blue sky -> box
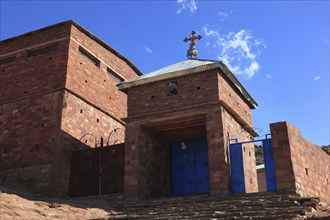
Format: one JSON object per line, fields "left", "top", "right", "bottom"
{"left": 1, "top": 1, "right": 329, "bottom": 146}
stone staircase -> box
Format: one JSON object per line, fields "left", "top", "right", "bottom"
{"left": 103, "top": 192, "right": 323, "bottom": 219}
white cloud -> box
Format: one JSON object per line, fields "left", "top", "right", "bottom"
{"left": 190, "top": 0, "right": 197, "bottom": 13}
{"left": 314, "top": 76, "right": 321, "bottom": 81}
{"left": 254, "top": 39, "right": 267, "bottom": 48}
{"left": 144, "top": 46, "right": 153, "bottom": 54}
{"left": 244, "top": 62, "right": 260, "bottom": 78}
{"left": 176, "top": 0, "right": 197, "bottom": 14}
{"left": 266, "top": 74, "right": 272, "bottom": 79}
{"left": 216, "top": 10, "right": 233, "bottom": 22}
{"left": 203, "top": 26, "right": 266, "bottom": 79}
{"left": 202, "top": 26, "right": 219, "bottom": 37}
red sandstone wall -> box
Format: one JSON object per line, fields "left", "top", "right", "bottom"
{"left": 1, "top": 22, "right": 68, "bottom": 196}
{"left": 242, "top": 142, "right": 258, "bottom": 193}
{"left": 0, "top": 23, "right": 71, "bottom": 54}
{"left": 271, "top": 122, "right": 330, "bottom": 204}
{"left": 0, "top": 91, "right": 63, "bottom": 194}
{"left": 217, "top": 73, "right": 252, "bottom": 126}
{"left": 217, "top": 72, "right": 256, "bottom": 193}
{"left": 70, "top": 25, "right": 138, "bottom": 80}
{"left": 127, "top": 70, "right": 220, "bottom": 117}
{"left": 135, "top": 127, "right": 165, "bottom": 199}
{"left": 123, "top": 125, "right": 140, "bottom": 198}
{"left": 66, "top": 26, "right": 139, "bottom": 120}
{"left": 0, "top": 31, "right": 70, "bottom": 103}
{"left": 205, "top": 107, "right": 228, "bottom": 195}
{"left": 61, "top": 91, "right": 125, "bottom": 148}
{"left": 123, "top": 124, "right": 168, "bottom": 199}
{"left": 57, "top": 91, "right": 126, "bottom": 196}
{"left": 0, "top": 92, "right": 63, "bottom": 167}
{"left": 257, "top": 169, "right": 267, "bottom": 192}
{"left": 221, "top": 109, "right": 258, "bottom": 193}
{"left": 58, "top": 25, "right": 140, "bottom": 196}
{"left": 0, "top": 23, "right": 70, "bottom": 196}
{"left": 1, "top": 21, "right": 140, "bottom": 197}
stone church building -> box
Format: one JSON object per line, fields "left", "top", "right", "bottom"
{"left": 1, "top": 21, "right": 329, "bottom": 203}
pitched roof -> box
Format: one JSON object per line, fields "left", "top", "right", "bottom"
{"left": 118, "top": 58, "right": 258, "bottom": 109}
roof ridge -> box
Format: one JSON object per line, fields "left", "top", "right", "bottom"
{"left": 188, "top": 57, "right": 222, "bottom": 63}
{"left": 144, "top": 58, "right": 218, "bottom": 76}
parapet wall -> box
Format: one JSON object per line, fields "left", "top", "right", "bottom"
{"left": 270, "top": 121, "right": 330, "bottom": 204}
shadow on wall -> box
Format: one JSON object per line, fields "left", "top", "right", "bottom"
{"left": 58, "top": 130, "right": 125, "bottom": 197}
{"left": 0, "top": 131, "right": 96, "bottom": 195}
{"left": 68, "top": 143, "right": 124, "bottom": 197}
{"left": 0, "top": 129, "right": 124, "bottom": 198}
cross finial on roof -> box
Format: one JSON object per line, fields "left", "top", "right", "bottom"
{"left": 183, "top": 31, "right": 202, "bottom": 59}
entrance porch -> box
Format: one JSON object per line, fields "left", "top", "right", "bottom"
{"left": 123, "top": 106, "right": 230, "bottom": 199}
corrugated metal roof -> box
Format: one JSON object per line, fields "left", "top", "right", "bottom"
{"left": 117, "top": 58, "right": 258, "bottom": 109}
{"left": 125, "top": 59, "right": 217, "bottom": 83}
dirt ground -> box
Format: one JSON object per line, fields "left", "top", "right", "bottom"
{"left": 0, "top": 184, "right": 121, "bottom": 220}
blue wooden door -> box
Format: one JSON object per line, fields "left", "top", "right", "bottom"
{"left": 262, "top": 139, "right": 277, "bottom": 191}
{"left": 171, "top": 138, "right": 209, "bottom": 196}
{"left": 230, "top": 143, "right": 245, "bottom": 194}
{"left": 195, "top": 138, "right": 210, "bottom": 193}
{"left": 171, "top": 140, "right": 196, "bottom": 196}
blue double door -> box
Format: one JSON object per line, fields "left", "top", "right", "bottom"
{"left": 229, "top": 139, "right": 277, "bottom": 194}
{"left": 171, "top": 137, "right": 210, "bottom": 196}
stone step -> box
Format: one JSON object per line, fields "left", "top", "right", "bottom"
{"left": 108, "top": 212, "right": 305, "bottom": 220}
{"left": 123, "top": 203, "right": 308, "bottom": 215}
{"left": 151, "top": 210, "right": 304, "bottom": 218}
{"left": 122, "top": 194, "right": 300, "bottom": 208}
{"left": 121, "top": 199, "right": 297, "bottom": 212}
{"left": 107, "top": 211, "right": 305, "bottom": 220}
{"left": 108, "top": 205, "right": 309, "bottom": 219}
{"left": 120, "top": 205, "right": 308, "bottom": 217}
{"left": 122, "top": 200, "right": 295, "bottom": 210}
{"left": 103, "top": 193, "right": 319, "bottom": 220}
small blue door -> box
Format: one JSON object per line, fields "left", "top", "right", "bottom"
{"left": 230, "top": 143, "right": 246, "bottom": 194}
{"left": 171, "top": 138, "right": 210, "bottom": 196}
{"left": 262, "top": 139, "right": 277, "bottom": 191}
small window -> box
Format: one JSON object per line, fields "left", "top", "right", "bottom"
{"left": 107, "top": 67, "right": 124, "bottom": 83}
{"left": 165, "top": 82, "right": 178, "bottom": 96}
{"left": 79, "top": 46, "right": 100, "bottom": 67}
{"left": 28, "top": 44, "right": 58, "bottom": 57}
{"left": 0, "top": 56, "right": 16, "bottom": 65}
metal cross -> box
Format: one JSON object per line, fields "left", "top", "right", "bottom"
{"left": 183, "top": 31, "right": 202, "bottom": 46}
